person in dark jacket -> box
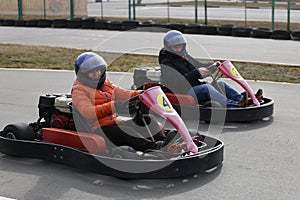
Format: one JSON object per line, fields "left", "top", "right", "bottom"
{"left": 159, "top": 30, "right": 262, "bottom": 107}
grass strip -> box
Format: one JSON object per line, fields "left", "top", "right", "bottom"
{"left": 0, "top": 43, "right": 299, "bottom": 84}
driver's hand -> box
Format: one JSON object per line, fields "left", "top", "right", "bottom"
{"left": 198, "top": 67, "right": 209, "bottom": 77}
{"left": 214, "top": 61, "right": 221, "bottom": 66}
{"left": 114, "top": 101, "right": 129, "bottom": 115}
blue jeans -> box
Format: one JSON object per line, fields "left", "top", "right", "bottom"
{"left": 187, "top": 81, "right": 243, "bottom": 107}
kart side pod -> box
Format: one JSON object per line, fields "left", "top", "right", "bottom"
{"left": 42, "top": 128, "right": 106, "bottom": 155}
{"left": 139, "top": 86, "right": 198, "bottom": 153}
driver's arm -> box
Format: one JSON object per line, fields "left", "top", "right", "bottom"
{"left": 72, "top": 85, "right": 114, "bottom": 120}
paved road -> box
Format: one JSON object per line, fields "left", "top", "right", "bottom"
{"left": 0, "top": 23, "right": 299, "bottom": 200}
{"left": 88, "top": 0, "right": 300, "bottom": 23}
{"left": 0, "top": 27, "right": 299, "bottom": 66}
{"left": 0, "top": 69, "right": 299, "bottom": 200}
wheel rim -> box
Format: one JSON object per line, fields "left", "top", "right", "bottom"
{"left": 6, "top": 132, "right": 16, "bottom": 139}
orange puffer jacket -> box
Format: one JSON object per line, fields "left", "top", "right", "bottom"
{"left": 72, "top": 78, "right": 142, "bottom": 131}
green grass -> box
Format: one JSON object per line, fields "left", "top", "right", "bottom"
{"left": 0, "top": 44, "right": 299, "bottom": 83}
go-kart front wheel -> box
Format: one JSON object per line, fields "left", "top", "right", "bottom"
{"left": 1, "top": 123, "right": 35, "bottom": 140}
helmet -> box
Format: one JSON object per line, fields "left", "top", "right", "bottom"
{"left": 163, "top": 30, "right": 187, "bottom": 49}
{"left": 75, "top": 52, "right": 107, "bottom": 75}
{"left": 74, "top": 52, "right": 107, "bottom": 89}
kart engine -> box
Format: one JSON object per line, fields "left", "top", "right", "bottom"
{"left": 38, "top": 94, "right": 75, "bottom": 130}
{"left": 132, "top": 67, "right": 161, "bottom": 89}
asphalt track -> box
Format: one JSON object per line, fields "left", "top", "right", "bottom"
{"left": 0, "top": 27, "right": 300, "bottom": 66}
{"left": 0, "top": 27, "right": 299, "bottom": 200}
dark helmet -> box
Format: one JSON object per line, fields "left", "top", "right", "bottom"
{"left": 163, "top": 30, "right": 187, "bottom": 54}
{"left": 75, "top": 52, "right": 107, "bottom": 75}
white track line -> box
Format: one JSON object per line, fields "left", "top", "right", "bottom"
{"left": 0, "top": 196, "right": 17, "bottom": 200}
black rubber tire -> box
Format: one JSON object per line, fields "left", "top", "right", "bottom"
{"left": 53, "top": 19, "right": 68, "bottom": 28}
{"left": 138, "top": 21, "right": 153, "bottom": 28}
{"left": 291, "top": 31, "right": 300, "bottom": 41}
{"left": 14, "top": 20, "right": 26, "bottom": 27}
{"left": 252, "top": 28, "right": 272, "bottom": 39}
{"left": 271, "top": 30, "right": 291, "bottom": 40}
{"left": 68, "top": 18, "right": 82, "bottom": 28}
{"left": 122, "top": 20, "right": 139, "bottom": 26}
{"left": 94, "top": 20, "right": 109, "bottom": 29}
{"left": 121, "top": 21, "right": 139, "bottom": 31}
{"left": 169, "top": 23, "right": 186, "bottom": 33}
{"left": 0, "top": 19, "right": 4, "bottom": 25}
{"left": 218, "top": 24, "right": 235, "bottom": 36}
{"left": 232, "top": 27, "right": 253, "bottom": 37}
{"left": 81, "top": 17, "right": 96, "bottom": 29}
{"left": 25, "top": 20, "right": 38, "bottom": 27}
{"left": 1, "top": 123, "right": 35, "bottom": 140}
{"left": 3, "top": 19, "right": 15, "bottom": 26}
{"left": 107, "top": 21, "right": 122, "bottom": 31}
{"left": 37, "top": 19, "right": 53, "bottom": 28}
{"left": 137, "top": 21, "right": 154, "bottom": 32}
{"left": 183, "top": 24, "right": 201, "bottom": 34}
{"left": 152, "top": 23, "right": 170, "bottom": 32}
{"left": 200, "top": 25, "right": 218, "bottom": 35}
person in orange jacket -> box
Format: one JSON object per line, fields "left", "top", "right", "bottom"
{"left": 72, "top": 52, "right": 166, "bottom": 152}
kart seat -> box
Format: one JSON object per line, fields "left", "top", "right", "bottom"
{"left": 165, "top": 93, "right": 196, "bottom": 106}
{"left": 42, "top": 102, "right": 106, "bottom": 155}
{"left": 70, "top": 103, "right": 95, "bottom": 134}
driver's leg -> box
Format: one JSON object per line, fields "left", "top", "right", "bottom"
{"left": 216, "top": 81, "right": 243, "bottom": 101}
{"left": 187, "top": 84, "right": 238, "bottom": 107}
{"left": 96, "top": 125, "right": 159, "bottom": 151}
{"left": 122, "top": 116, "right": 166, "bottom": 141}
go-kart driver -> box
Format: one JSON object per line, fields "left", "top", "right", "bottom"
{"left": 159, "top": 30, "right": 262, "bottom": 107}
{"left": 72, "top": 52, "right": 167, "bottom": 152}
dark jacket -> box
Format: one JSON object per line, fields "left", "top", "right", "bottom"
{"left": 159, "top": 48, "right": 205, "bottom": 93}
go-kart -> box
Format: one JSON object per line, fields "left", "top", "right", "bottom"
{"left": 132, "top": 60, "right": 274, "bottom": 122}
{"left": 0, "top": 86, "right": 223, "bottom": 179}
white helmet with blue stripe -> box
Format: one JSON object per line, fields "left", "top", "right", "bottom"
{"left": 74, "top": 52, "right": 108, "bottom": 88}
{"left": 75, "top": 52, "right": 107, "bottom": 74}
{"left": 164, "top": 30, "right": 187, "bottom": 48}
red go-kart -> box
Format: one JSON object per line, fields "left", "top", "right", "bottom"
{"left": 0, "top": 86, "right": 223, "bottom": 179}
{"left": 132, "top": 60, "right": 274, "bottom": 122}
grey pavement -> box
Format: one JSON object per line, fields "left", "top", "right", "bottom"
{"left": 0, "top": 26, "right": 299, "bottom": 66}
{"left": 0, "top": 17, "right": 300, "bottom": 200}
{"left": 0, "top": 69, "right": 299, "bottom": 200}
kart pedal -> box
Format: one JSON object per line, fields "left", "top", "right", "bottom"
{"left": 167, "top": 143, "right": 187, "bottom": 153}
{"left": 255, "top": 89, "right": 263, "bottom": 100}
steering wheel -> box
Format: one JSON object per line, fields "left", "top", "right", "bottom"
{"left": 122, "top": 94, "right": 150, "bottom": 119}
{"left": 205, "top": 62, "right": 223, "bottom": 84}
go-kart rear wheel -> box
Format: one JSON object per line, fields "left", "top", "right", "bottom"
{"left": 1, "top": 123, "right": 35, "bottom": 140}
